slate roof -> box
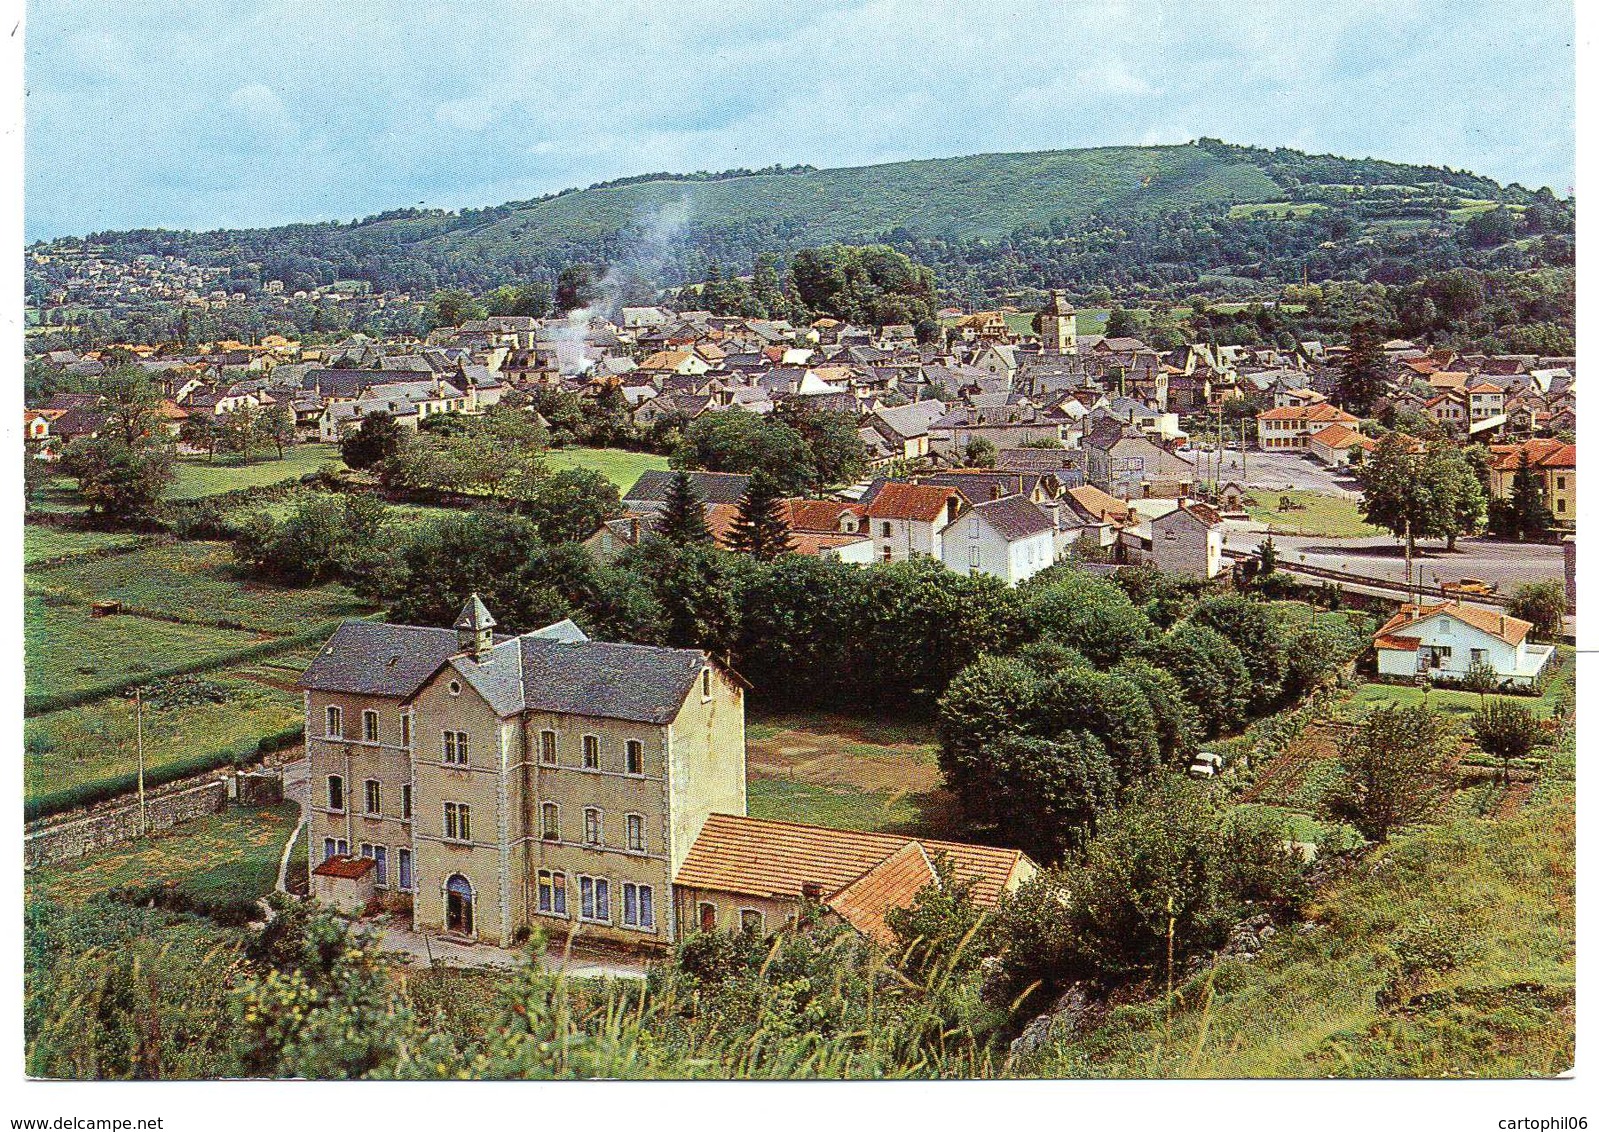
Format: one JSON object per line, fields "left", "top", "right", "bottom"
{"left": 625, "top": 470, "right": 751, "bottom": 506}
{"left": 300, "top": 621, "right": 462, "bottom": 698}
{"left": 302, "top": 616, "right": 714, "bottom": 724}
{"left": 969, "top": 494, "right": 1054, "bottom": 540}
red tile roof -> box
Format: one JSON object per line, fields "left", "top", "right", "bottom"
{"left": 864, "top": 482, "right": 962, "bottom": 523}
{"left": 1373, "top": 601, "right": 1533, "bottom": 648}
{"left": 1488, "top": 439, "right": 1576, "bottom": 472}
{"left": 1309, "top": 423, "right": 1375, "bottom": 450}
{"left": 1255, "top": 403, "right": 1359, "bottom": 425}
{"left": 313, "top": 855, "right": 376, "bottom": 879}
{"left": 675, "top": 813, "right": 1032, "bottom": 910}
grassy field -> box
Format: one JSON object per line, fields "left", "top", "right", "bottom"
{"left": 28, "top": 540, "right": 374, "bottom": 634}
{"left": 26, "top": 802, "right": 300, "bottom": 907}
{"left": 165, "top": 443, "right": 345, "bottom": 500}
{"left": 25, "top": 672, "right": 303, "bottom": 801}
{"left": 1336, "top": 647, "right": 1575, "bottom": 723}
{"left": 23, "top": 594, "right": 272, "bottom": 702}
{"left": 1039, "top": 776, "right": 1574, "bottom": 1077}
{"left": 544, "top": 447, "right": 668, "bottom": 492}
{"left": 744, "top": 709, "right": 956, "bottom": 838}
{"left": 1245, "top": 490, "right": 1384, "bottom": 538}
{"left": 23, "top": 527, "right": 145, "bottom": 565}
{"left": 1227, "top": 202, "right": 1327, "bottom": 219}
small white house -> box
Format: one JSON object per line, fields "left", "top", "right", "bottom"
{"left": 940, "top": 494, "right": 1056, "bottom": 585}
{"left": 1373, "top": 602, "right": 1554, "bottom": 687}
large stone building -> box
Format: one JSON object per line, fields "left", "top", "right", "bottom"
{"left": 300, "top": 597, "right": 1032, "bottom": 950}
{"left": 300, "top": 598, "right": 747, "bottom": 949}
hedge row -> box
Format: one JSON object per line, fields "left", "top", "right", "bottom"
{"left": 25, "top": 724, "right": 305, "bottom": 823}
{"left": 25, "top": 619, "right": 345, "bottom": 717}
{"left": 27, "top": 537, "right": 161, "bottom": 572}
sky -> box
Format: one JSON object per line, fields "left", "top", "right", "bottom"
{"left": 23, "top": 0, "right": 1576, "bottom": 240}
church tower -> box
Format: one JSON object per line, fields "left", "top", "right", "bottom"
{"left": 1036, "top": 291, "right": 1078, "bottom": 355}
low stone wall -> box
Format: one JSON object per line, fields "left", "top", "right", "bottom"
{"left": 24, "top": 778, "right": 229, "bottom": 870}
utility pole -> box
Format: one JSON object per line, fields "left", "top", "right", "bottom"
{"left": 135, "top": 686, "right": 147, "bottom": 837}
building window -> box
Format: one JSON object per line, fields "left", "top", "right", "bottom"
{"left": 740, "top": 909, "right": 765, "bottom": 936}
{"left": 538, "top": 870, "right": 568, "bottom": 915}
{"left": 326, "top": 774, "right": 344, "bottom": 812}
{"left": 584, "top": 807, "right": 603, "bottom": 846}
{"left": 364, "top": 779, "right": 381, "bottom": 816}
{"left": 968, "top": 545, "right": 980, "bottom": 567}
{"left": 1557, "top": 498, "right": 1567, "bottom": 514}
{"left": 401, "top": 714, "right": 412, "bottom": 748}
{"left": 448, "top": 680, "right": 461, "bottom": 696}
{"left": 444, "top": 802, "right": 471, "bottom": 842}
{"left": 626, "top": 813, "right": 645, "bottom": 852}
{"left": 582, "top": 734, "right": 599, "bottom": 770}
{"left": 362, "top": 709, "right": 379, "bottom": 743}
{"left": 442, "top": 730, "right": 468, "bottom": 766}
{"left": 623, "top": 882, "right": 655, "bottom": 930}
{"left": 540, "top": 730, "right": 557, "bottom": 764}
{"left": 881, "top": 546, "right": 893, "bottom": 562}
{"left": 398, "top": 848, "right": 413, "bottom": 891}
{"left": 697, "top": 901, "right": 717, "bottom": 933}
{"left": 880, "top": 521, "right": 892, "bottom": 537}
{"left": 541, "top": 802, "right": 559, "bottom": 841}
{"left": 360, "top": 843, "right": 388, "bottom": 887}
{"left": 579, "top": 876, "right": 610, "bottom": 923}
{"left": 401, "top": 784, "right": 412, "bottom": 821}
{"left": 322, "top": 837, "right": 341, "bottom": 861}
{"left": 325, "top": 705, "right": 342, "bottom": 738}
{"left": 625, "top": 740, "right": 643, "bottom": 775}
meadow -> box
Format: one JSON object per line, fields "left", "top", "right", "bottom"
{"left": 28, "top": 540, "right": 375, "bottom": 634}
{"left": 744, "top": 709, "right": 957, "bottom": 838}
{"left": 25, "top": 672, "right": 303, "bottom": 801}
{"left": 164, "top": 443, "right": 345, "bottom": 499}
{"left": 23, "top": 526, "right": 146, "bottom": 565}
{"left": 24, "top": 594, "right": 270, "bottom": 702}
{"left": 544, "top": 446, "right": 668, "bottom": 492}
{"left": 1245, "top": 490, "right": 1384, "bottom": 538}
{"left": 26, "top": 801, "right": 300, "bottom": 908}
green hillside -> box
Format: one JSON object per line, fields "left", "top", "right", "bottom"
{"left": 30, "top": 139, "right": 1572, "bottom": 326}
{"left": 440, "top": 145, "right": 1284, "bottom": 253}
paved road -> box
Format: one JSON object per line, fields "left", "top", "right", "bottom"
{"left": 1221, "top": 528, "right": 1567, "bottom": 596}
{"left": 1188, "top": 448, "right": 1362, "bottom": 497}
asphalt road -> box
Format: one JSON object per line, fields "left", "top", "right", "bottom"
{"left": 1221, "top": 529, "right": 1567, "bottom": 595}
{"left": 1187, "top": 447, "right": 1362, "bottom": 497}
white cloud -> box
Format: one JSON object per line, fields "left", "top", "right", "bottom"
{"left": 22, "top": 0, "right": 1575, "bottom": 238}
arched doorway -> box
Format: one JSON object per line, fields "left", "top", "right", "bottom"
{"left": 445, "top": 874, "right": 474, "bottom": 936}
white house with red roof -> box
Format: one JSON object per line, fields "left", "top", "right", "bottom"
{"left": 1373, "top": 601, "right": 1554, "bottom": 686}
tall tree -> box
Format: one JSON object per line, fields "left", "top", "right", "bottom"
{"left": 655, "top": 471, "right": 713, "bottom": 547}
{"left": 340, "top": 411, "right": 404, "bottom": 471}
{"left": 725, "top": 472, "right": 795, "bottom": 561}
{"left": 1509, "top": 449, "right": 1553, "bottom": 541}
{"left": 1336, "top": 322, "right": 1387, "bottom": 416}
{"left": 264, "top": 401, "right": 297, "bottom": 460}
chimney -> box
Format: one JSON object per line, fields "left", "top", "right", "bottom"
{"left": 800, "top": 881, "right": 824, "bottom": 902}
{"left": 630, "top": 517, "right": 641, "bottom": 544}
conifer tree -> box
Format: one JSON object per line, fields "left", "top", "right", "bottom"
{"left": 657, "top": 470, "right": 713, "bottom": 546}
{"left": 726, "top": 471, "right": 795, "bottom": 561}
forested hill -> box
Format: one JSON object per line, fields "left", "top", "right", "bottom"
{"left": 30, "top": 139, "right": 1574, "bottom": 305}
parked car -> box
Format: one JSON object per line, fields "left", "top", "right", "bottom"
{"left": 1188, "top": 751, "right": 1224, "bottom": 778}
{"left": 1442, "top": 577, "right": 1498, "bottom": 597}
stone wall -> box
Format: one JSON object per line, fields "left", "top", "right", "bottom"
{"left": 24, "top": 778, "right": 229, "bottom": 870}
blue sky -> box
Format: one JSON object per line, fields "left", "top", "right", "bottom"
{"left": 24, "top": 0, "right": 1575, "bottom": 240}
